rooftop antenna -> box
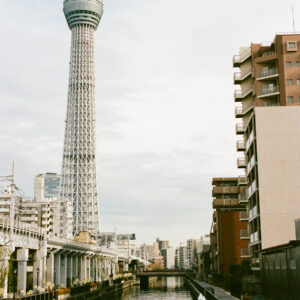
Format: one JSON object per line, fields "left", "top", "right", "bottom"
{"left": 292, "top": 3, "right": 296, "bottom": 34}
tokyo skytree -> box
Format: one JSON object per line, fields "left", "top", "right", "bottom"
{"left": 59, "top": 0, "right": 103, "bottom": 238}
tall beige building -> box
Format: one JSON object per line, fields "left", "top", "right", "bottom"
{"left": 234, "top": 33, "right": 300, "bottom": 270}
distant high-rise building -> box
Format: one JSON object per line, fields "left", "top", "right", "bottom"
{"left": 161, "top": 247, "right": 175, "bottom": 269}
{"left": 156, "top": 238, "right": 170, "bottom": 251}
{"left": 234, "top": 33, "right": 300, "bottom": 269}
{"left": 59, "top": 0, "right": 104, "bottom": 237}
{"left": 179, "top": 244, "right": 188, "bottom": 269}
{"left": 34, "top": 173, "right": 60, "bottom": 201}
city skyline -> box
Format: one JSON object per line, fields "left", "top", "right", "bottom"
{"left": 0, "top": 0, "right": 299, "bottom": 246}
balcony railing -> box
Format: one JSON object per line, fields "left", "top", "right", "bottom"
{"left": 257, "top": 68, "right": 278, "bottom": 80}
{"left": 212, "top": 198, "right": 240, "bottom": 208}
{"left": 239, "top": 193, "right": 248, "bottom": 204}
{"left": 239, "top": 211, "right": 249, "bottom": 221}
{"left": 233, "top": 47, "right": 251, "bottom": 66}
{"left": 258, "top": 85, "right": 280, "bottom": 97}
{"left": 235, "top": 107, "right": 243, "bottom": 117}
{"left": 236, "top": 140, "right": 246, "bottom": 151}
{"left": 249, "top": 206, "right": 258, "bottom": 220}
{"left": 263, "top": 51, "right": 276, "bottom": 57}
{"left": 236, "top": 123, "right": 245, "bottom": 134}
{"left": 238, "top": 176, "right": 248, "bottom": 185}
{"left": 213, "top": 186, "right": 239, "bottom": 195}
{"left": 241, "top": 248, "right": 251, "bottom": 258}
{"left": 240, "top": 229, "right": 250, "bottom": 239}
{"left": 234, "top": 87, "right": 252, "bottom": 101}
{"left": 237, "top": 157, "right": 247, "bottom": 168}
{"left": 250, "top": 231, "right": 260, "bottom": 244}
{"left": 234, "top": 69, "right": 252, "bottom": 83}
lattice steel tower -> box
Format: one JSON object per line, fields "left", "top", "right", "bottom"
{"left": 59, "top": 0, "right": 103, "bottom": 238}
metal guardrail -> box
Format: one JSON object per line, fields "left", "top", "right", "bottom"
{"left": 240, "top": 229, "right": 250, "bottom": 239}
{"left": 262, "top": 50, "right": 276, "bottom": 57}
{"left": 258, "top": 68, "right": 278, "bottom": 79}
{"left": 259, "top": 85, "right": 279, "bottom": 96}
{"left": 0, "top": 217, "right": 45, "bottom": 236}
{"left": 3, "top": 291, "right": 58, "bottom": 300}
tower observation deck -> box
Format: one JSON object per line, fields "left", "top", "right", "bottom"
{"left": 59, "top": 0, "right": 103, "bottom": 238}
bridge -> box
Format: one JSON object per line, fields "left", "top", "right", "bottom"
{"left": 0, "top": 216, "right": 149, "bottom": 298}
{"left": 136, "top": 271, "right": 187, "bottom": 277}
{"left": 136, "top": 271, "right": 187, "bottom": 288}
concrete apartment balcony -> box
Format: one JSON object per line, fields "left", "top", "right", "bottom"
{"left": 212, "top": 198, "right": 241, "bottom": 209}
{"left": 257, "top": 68, "right": 279, "bottom": 81}
{"left": 239, "top": 192, "right": 248, "bottom": 204}
{"left": 20, "top": 216, "right": 38, "bottom": 222}
{"left": 238, "top": 176, "right": 248, "bottom": 185}
{"left": 236, "top": 123, "right": 245, "bottom": 135}
{"left": 237, "top": 157, "right": 247, "bottom": 168}
{"left": 250, "top": 231, "right": 260, "bottom": 245}
{"left": 239, "top": 211, "right": 249, "bottom": 221}
{"left": 234, "top": 87, "right": 252, "bottom": 102}
{"left": 255, "top": 51, "right": 277, "bottom": 64}
{"left": 241, "top": 248, "right": 251, "bottom": 258}
{"left": 235, "top": 105, "right": 253, "bottom": 118}
{"left": 212, "top": 186, "right": 239, "bottom": 195}
{"left": 233, "top": 68, "right": 252, "bottom": 84}
{"left": 233, "top": 47, "right": 251, "bottom": 67}
{"left": 236, "top": 140, "right": 246, "bottom": 151}
{"left": 258, "top": 85, "right": 280, "bottom": 98}
{"left": 249, "top": 206, "right": 258, "bottom": 221}
{"left": 240, "top": 229, "right": 250, "bottom": 240}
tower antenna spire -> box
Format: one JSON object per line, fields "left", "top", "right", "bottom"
{"left": 292, "top": 3, "right": 296, "bottom": 34}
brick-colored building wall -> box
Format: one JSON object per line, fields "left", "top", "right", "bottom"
{"left": 216, "top": 210, "right": 249, "bottom": 275}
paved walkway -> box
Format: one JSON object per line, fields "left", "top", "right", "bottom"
{"left": 187, "top": 277, "right": 239, "bottom": 300}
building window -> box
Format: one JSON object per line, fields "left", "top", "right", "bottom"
{"left": 298, "top": 96, "right": 300, "bottom": 104}
{"left": 285, "top": 61, "right": 292, "bottom": 67}
{"left": 287, "top": 96, "right": 294, "bottom": 104}
{"left": 297, "top": 79, "right": 300, "bottom": 85}
{"left": 296, "top": 61, "right": 300, "bottom": 67}
{"left": 287, "top": 41, "right": 297, "bottom": 51}
{"left": 286, "top": 79, "right": 293, "bottom": 85}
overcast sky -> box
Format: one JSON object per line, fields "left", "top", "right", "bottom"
{"left": 0, "top": 0, "right": 298, "bottom": 246}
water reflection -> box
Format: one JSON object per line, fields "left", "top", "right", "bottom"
{"left": 108, "top": 276, "right": 193, "bottom": 300}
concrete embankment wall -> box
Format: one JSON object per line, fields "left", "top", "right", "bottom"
{"left": 68, "top": 280, "right": 137, "bottom": 300}
{"left": 185, "top": 277, "right": 239, "bottom": 300}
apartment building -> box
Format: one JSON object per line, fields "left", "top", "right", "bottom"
{"left": 156, "top": 238, "right": 170, "bottom": 252}
{"left": 175, "top": 247, "right": 180, "bottom": 269}
{"left": 161, "top": 246, "right": 175, "bottom": 269}
{"left": 179, "top": 244, "right": 188, "bottom": 269}
{"left": 34, "top": 173, "right": 60, "bottom": 201}
{"left": 210, "top": 177, "right": 249, "bottom": 277}
{"left": 234, "top": 33, "right": 300, "bottom": 269}
{"left": 187, "top": 239, "right": 201, "bottom": 269}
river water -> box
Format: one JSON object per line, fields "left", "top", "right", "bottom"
{"left": 108, "top": 276, "right": 195, "bottom": 300}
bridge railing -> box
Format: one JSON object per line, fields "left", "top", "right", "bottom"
{"left": 0, "top": 217, "right": 46, "bottom": 237}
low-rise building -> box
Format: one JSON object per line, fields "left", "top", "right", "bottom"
{"left": 211, "top": 177, "right": 249, "bottom": 277}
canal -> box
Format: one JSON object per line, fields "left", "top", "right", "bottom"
{"left": 107, "top": 276, "right": 195, "bottom": 300}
